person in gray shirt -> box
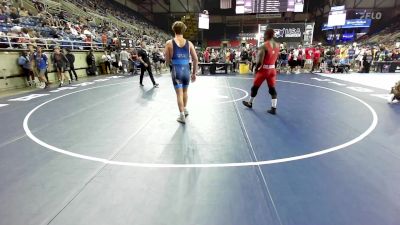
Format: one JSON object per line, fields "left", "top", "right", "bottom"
{"left": 120, "top": 49, "right": 131, "bottom": 74}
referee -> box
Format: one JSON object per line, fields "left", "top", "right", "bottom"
{"left": 138, "top": 41, "right": 159, "bottom": 87}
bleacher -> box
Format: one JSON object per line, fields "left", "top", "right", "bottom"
{"left": 0, "top": 0, "right": 171, "bottom": 50}
{"left": 358, "top": 18, "right": 400, "bottom": 44}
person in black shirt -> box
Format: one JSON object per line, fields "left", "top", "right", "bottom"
{"left": 138, "top": 41, "right": 159, "bottom": 87}
{"left": 362, "top": 51, "right": 373, "bottom": 73}
{"left": 86, "top": 50, "right": 97, "bottom": 76}
{"left": 240, "top": 48, "right": 249, "bottom": 62}
{"left": 66, "top": 49, "right": 78, "bottom": 81}
{"left": 152, "top": 47, "right": 162, "bottom": 75}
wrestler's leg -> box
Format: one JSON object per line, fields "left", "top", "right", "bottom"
{"left": 242, "top": 71, "right": 265, "bottom": 108}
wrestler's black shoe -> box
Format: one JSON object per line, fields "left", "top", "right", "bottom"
{"left": 267, "top": 107, "right": 277, "bottom": 115}
{"left": 242, "top": 101, "right": 252, "bottom": 108}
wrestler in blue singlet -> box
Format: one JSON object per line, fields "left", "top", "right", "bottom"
{"left": 171, "top": 39, "right": 190, "bottom": 89}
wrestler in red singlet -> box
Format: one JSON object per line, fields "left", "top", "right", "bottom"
{"left": 243, "top": 28, "right": 280, "bottom": 115}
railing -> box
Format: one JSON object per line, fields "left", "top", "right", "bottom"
{"left": 0, "top": 36, "right": 105, "bottom": 50}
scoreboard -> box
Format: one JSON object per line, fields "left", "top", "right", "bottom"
{"left": 236, "top": 0, "right": 304, "bottom": 14}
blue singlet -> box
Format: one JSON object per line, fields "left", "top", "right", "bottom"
{"left": 171, "top": 39, "right": 190, "bottom": 89}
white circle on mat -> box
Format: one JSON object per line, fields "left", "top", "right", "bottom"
{"left": 23, "top": 79, "right": 378, "bottom": 168}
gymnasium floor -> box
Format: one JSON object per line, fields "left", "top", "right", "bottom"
{"left": 0, "top": 73, "right": 399, "bottom": 225}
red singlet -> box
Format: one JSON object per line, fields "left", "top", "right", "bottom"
{"left": 254, "top": 41, "right": 280, "bottom": 88}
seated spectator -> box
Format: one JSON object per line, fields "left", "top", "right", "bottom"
{"left": 32, "top": 0, "right": 45, "bottom": 12}
{"left": 0, "top": 7, "right": 8, "bottom": 22}
{"left": 1, "top": 2, "right": 10, "bottom": 15}
{"left": 19, "top": 7, "right": 29, "bottom": 17}
{"left": 9, "top": 7, "right": 19, "bottom": 20}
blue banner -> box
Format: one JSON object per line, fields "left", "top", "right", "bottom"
{"left": 322, "top": 19, "right": 372, "bottom": 30}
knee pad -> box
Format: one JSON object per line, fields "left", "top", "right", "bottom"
{"left": 268, "top": 87, "right": 277, "bottom": 97}
{"left": 251, "top": 86, "right": 260, "bottom": 97}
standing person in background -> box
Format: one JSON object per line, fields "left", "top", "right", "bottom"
{"left": 347, "top": 46, "right": 356, "bottom": 72}
{"left": 110, "top": 48, "right": 119, "bottom": 74}
{"left": 230, "top": 50, "right": 236, "bottom": 73}
{"left": 101, "top": 32, "right": 107, "bottom": 48}
{"left": 325, "top": 47, "right": 334, "bottom": 72}
{"left": 18, "top": 50, "right": 34, "bottom": 87}
{"left": 312, "top": 45, "right": 322, "bottom": 72}
{"left": 250, "top": 48, "right": 257, "bottom": 72}
{"left": 288, "top": 49, "right": 296, "bottom": 73}
{"left": 66, "top": 49, "right": 78, "bottom": 81}
{"left": 152, "top": 47, "right": 162, "bottom": 75}
{"left": 86, "top": 49, "right": 97, "bottom": 76}
{"left": 362, "top": 50, "right": 373, "bottom": 73}
{"left": 34, "top": 46, "right": 49, "bottom": 88}
{"left": 101, "top": 51, "right": 111, "bottom": 74}
{"left": 28, "top": 44, "right": 37, "bottom": 86}
{"left": 296, "top": 45, "right": 304, "bottom": 74}
{"left": 52, "top": 46, "right": 70, "bottom": 87}
{"left": 304, "top": 45, "right": 314, "bottom": 73}
{"left": 292, "top": 48, "right": 299, "bottom": 73}
{"left": 279, "top": 46, "right": 289, "bottom": 74}
{"left": 130, "top": 48, "right": 140, "bottom": 75}
{"left": 203, "top": 47, "right": 210, "bottom": 63}
{"left": 138, "top": 40, "right": 159, "bottom": 87}
{"left": 210, "top": 49, "right": 217, "bottom": 62}
{"left": 164, "top": 21, "right": 198, "bottom": 124}
{"left": 235, "top": 49, "right": 240, "bottom": 72}
{"left": 225, "top": 49, "right": 231, "bottom": 64}
{"left": 120, "top": 48, "right": 131, "bottom": 74}
{"left": 240, "top": 47, "right": 248, "bottom": 62}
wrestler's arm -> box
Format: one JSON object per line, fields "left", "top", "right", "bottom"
{"left": 189, "top": 41, "right": 198, "bottom": 82}
{"left": 164, "top": 40, "right": 172, "bottom": 66}
{"left": 255, "top": 45, "right": 266, "bottom": 71}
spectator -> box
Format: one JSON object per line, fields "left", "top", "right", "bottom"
{"left": 120, "top": 48, "right": 130, "bottom": 74}
{"left": 1, "top": 2, "right": 10, "bottom": 14}
{"left": 110, "top": 48, "right": 120, "bottom": 74}
{"left": 0, "top": 8, "right": 9, "bottom": 23}
{"left": 101, "top": 50, "right": 111, "bottom": 74}
{"left": 361, "top": 51, "right": 373, "bottom": 73}
{"left": 240, "top": 48, "right": 249, "bottom": 62}
{"left": 18, "top": 50, "right": 34, "bottom": 86}
{"left": 312, "top": 46, "right": 322, "bottom": 72}
{"left": 52, "top": 46, "right": 70, "bottom": 86}
{"left": 130, "top": 48, "right": 140, "bottom": 75}
{"left": 9, "top": 7, "right": 19, "bottom": 20}
{"left": 151, "top": 47, "right": 162, "bottom": 75}
{"left": 86, "top": 49, "right": 97, "bottom": 76}
{"left": 65, "top": 49, "right": 78, "bottom": 81}
{"left": 230, "top": 50, "right": 236, "bottom": 72}
{"left": 203, "top": 47, "right": 210, "bottom": 63}
{"left": 101, "top": 32, "right": 107, "bottom": 48}
{"left": 34, "top": 46, "right": 49, "bottom": 88}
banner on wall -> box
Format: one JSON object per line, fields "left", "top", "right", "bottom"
{"left": 322, "top": 19, "right": 372, "bottom": 30}
{"left": 120, "top": 39, "right": 135, "bottom": 49}
{"left": 258, "top": 23, "right": 314, "bottom": 45}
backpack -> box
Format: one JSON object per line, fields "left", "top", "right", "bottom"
{"left": 18, "top": 56, "right": 27, "bottom": 67}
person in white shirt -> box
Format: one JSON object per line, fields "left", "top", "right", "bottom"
{"left": 101, "top": 51, "right": 111, "bottom": 74}
{"left": 110, "top": 49, "right": 119, "bottom": 74}
{"left": 120, "top": 49, "right": 131, "bottom": 74}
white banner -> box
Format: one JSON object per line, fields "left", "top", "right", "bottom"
{"left": 220, "top": 0, "right": 232, "bottom": 9}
